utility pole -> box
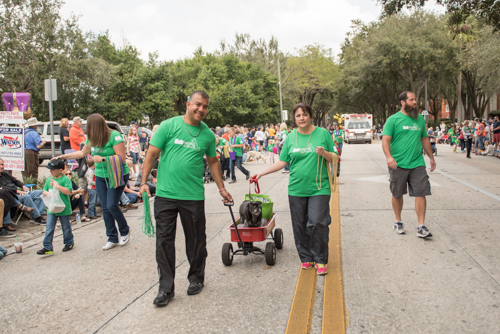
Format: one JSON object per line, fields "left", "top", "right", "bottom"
{"left": 278, "top": 58, "right": 284, "bottom": 122}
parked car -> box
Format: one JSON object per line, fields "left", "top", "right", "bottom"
{"left": 32, "top": 120, "right": 125, "bottom": 163}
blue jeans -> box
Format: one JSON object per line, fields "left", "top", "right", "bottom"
{"left": 125, "top": 193, "right": 138, "bottom": 204}
{"left": 88, "top": 189, "right": 97, "bottom": 217}
{"left": 230, "top": 156, "right": 249, "bottom": 181}
{"left": 337, "top": 142, "right": 343, "bottom": 154}
{"left": 43, "top": 214, "right": 74, "bottom": 251}
{"left": 0, "top": 245, "right": 7, "bottom": 259}
{"left": 95, "top": 174, "right": 130, "bottom": 243}
{"left": 476, "top": 136, "right": 485, "bottom": 151}
{"left": 129, "top": 151, "right": 139, "bottom": 165}
{"left": 4, "top": 190, "right": 43, "bottom": 224}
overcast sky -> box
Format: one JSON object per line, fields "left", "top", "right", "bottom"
{"left": 60, "top": 0, "right": 445, "bottom": 62}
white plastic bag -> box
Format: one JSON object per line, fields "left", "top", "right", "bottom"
{"left": 41, "top": 187, "right": 66, "bottom": 213}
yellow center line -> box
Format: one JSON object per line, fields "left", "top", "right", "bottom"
{"left": 322, "top": 179, "right": 346, "bottom": 333}
{"left": 285, "top": 266, "right": 317, "bottom": 334}
{"left": 285, "top": 177, "right": 346, "bottom": 334}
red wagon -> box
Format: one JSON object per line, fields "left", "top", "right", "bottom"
{"left": 221, "top": 205, "right": 283, "bottom": 266}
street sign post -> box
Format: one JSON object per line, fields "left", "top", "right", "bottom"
{"left": 44, "top": 79, "right": 57, "bottom": 157}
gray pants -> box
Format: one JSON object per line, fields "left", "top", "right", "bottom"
{"left": 288, "top": 195, "right": 331, "bottom": 264}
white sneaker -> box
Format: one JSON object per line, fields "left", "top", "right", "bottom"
{"left": 102, "top": 241, "right": 119, "bottom": 250}
{"left": 120, "top": 230, "right": 131, "bottom": 246}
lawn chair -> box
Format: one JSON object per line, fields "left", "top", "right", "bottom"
{"left": 64, "top": 149, "right": 79, "bottom": 170}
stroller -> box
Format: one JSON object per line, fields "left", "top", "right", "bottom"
{"left": 428, "top": 135, "right": 437, "bottom": 156}
{"left": 203, "top": 157, "right": 214, "bottom": 183}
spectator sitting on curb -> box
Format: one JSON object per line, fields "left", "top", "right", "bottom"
{"left": 134, "top": 169, "right": 156, "bottom": 195}
{"left": 0, "top": 198, "right": 16, "bottom": 239}
{"left": 64, "top": 169, "right": 91, "bottom": 222}
{"left": 0, "top": 158, "right": 46, "bottom": 227}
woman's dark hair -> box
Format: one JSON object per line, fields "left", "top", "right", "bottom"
{"left": 292, "top": 103, "right": 313, "bottom": 118}
{"left": 86, "top": 114, "right": 111, "bottom": 147}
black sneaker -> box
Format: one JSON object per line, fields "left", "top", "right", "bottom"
{"left": 0, "top": 229, "right": 15, "bottom": 238}
{"left": 34, "top": 216, "right": 47, "bottom": 225}
{"left": 394, "top": 222, "right": 405, "bottom": 234}
{"left": 187, "top": 282, "right": 204, "bottom": 295}
{"left": 246, "top": 174, "right": 250, "bottom": 180}
{"left": 37, "top": 248, "right": 54, "bottom": 255}
{"left": 62, "top": 244, "right": 74, "bottom": 252}
{"left": 153, "top": 290, "right": 175, "bottom": 307}
{"left": 228, "top": 180, "right": 237, "bottom": 184}
{"left": 417, "top": 225, "right": 433, "bottom": 238}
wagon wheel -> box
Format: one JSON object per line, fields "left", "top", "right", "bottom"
{"left": 222, "top": 243, "right": 233, "bottom": 266}
{"left": 265, "top": 242, "right": 276, "bottom": 265}
{"left": 274, "top": 228, "right": 284, "bottom": 250}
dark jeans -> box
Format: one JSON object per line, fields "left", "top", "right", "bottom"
{"left": 288, "top": 195, "right": 331, "bottom": 264}
{"left": 95, "top": 174, "right": 130, "bottom": 243}
{"left": 71, "top": 196, "right": 85, "bottom": 215}
{"left": 220, "top": 155, "right": 230, "bottom": 178}
{"left": 466, "top": 138, "right": 473, "bottom": 158}
{"left": 230, "top": 156, "right": 249, "bottom": 181}
{"left": 154, "top": 197, "right": 207, "bottom": 294}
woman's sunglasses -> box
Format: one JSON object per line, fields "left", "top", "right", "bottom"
{"left": 65, "top": 172, "right": 72, "bottom": 176}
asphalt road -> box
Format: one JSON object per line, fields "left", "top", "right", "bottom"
{"left": 1, "top": 141, "right": 499, "bottom": 333}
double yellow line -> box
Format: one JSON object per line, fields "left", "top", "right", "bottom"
{"left": 285, "top": 183, "right": 346, "bottom": 333}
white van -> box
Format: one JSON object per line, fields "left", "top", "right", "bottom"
{"left": 30, "top": 120, "right": 124, "bottom": 163}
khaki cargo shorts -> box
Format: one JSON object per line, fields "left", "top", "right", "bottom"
{"left": 388, "top": 166, "right": 431, "bottom": 199}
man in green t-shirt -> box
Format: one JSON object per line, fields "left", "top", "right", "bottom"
{"left": 140, "top": 91, "right": 233, "bottom": 307}
{"left": 227, "top": 127, "right": 250, "bottom": 184}
{"left": 382, "top": 91, "right": 436, "bottom": 238}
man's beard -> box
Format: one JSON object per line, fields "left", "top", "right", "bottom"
{"left": 405, "top": 105, "right": 419, "bottom": 119}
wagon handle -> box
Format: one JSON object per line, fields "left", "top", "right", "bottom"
{"left": 226, "top": 203, "right": 247, "bottom": 255}
{"left": 249, "top": 176, "right": 260, "bottom": 197}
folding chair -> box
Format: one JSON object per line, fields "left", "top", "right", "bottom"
{"left": 13, "top": 183, "right": 36, "bottom": 225}
{"left": 64, "top": 149, "right": 79, "bottom": 170}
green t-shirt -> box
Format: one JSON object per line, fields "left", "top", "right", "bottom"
{"left": 280, "top": 130, "right": 288, "bottom": 141}
{"left": 229, "top": 136, "right": 244, "bottom": 157}
{"left": 333, "top": 129, "right": 343, "bottom": 143}
{"left": 150, "top": 116, "right": 216, "bottom": 201}
{"left": 279, "top": 127, "right": 336, "bottom": 197}
{"left": 86, "top": 130, "right": 130, "bottom": 178}
{"left": 218, "top": 138, "right": 228, "bottom": 147}
{"left": 43, "top": 175, "right": 73, "bottom": 216}
{"left": 267, "top": 144, "right": 274, "bottom": 153}
{"left": 382, "top": 111, "right": 428, "bottom": 169}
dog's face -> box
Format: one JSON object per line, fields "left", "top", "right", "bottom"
{"left": 247, "top": 201, "right": 262, "bottom": 217}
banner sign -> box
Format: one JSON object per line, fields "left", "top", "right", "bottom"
{"left": 0, "top": 111, "right": 26, "bottom": 124}
{"left": 0, "top": 127, "right": 24, "bottom": 170}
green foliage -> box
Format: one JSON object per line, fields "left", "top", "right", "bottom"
{"left": 378, "top": 0, "right": 500, "bottom": 31}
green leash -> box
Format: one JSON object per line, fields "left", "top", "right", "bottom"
{"left": 142, "top": 192, "right": 156, "bottom": 237}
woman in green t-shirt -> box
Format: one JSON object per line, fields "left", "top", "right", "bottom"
{"left": 253, "top": 103, "right": 339, "bottom": 275}
{"left": 55, "top": 114, "right": 131, "bottom": 251}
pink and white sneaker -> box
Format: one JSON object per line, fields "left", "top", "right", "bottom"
{"left": 315, "top": 263, "right": 328, "bottom": 275}
{"left": 301, "top": 262, "right": 314, "bottom": 270}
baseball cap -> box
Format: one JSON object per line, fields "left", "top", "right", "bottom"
{"left": 73, "top": 116, "right": 83, "bottom": 123}
{"left": 130, "top": 121, "right": 136, "bottom": 124}
{"left": 46, "top": 159, "right": 65, "bottom": 170}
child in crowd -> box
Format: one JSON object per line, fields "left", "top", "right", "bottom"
{"left": 86, "top": 157, "right": 99, "bottom": 219}
{"left": 482, "top": 141, "right": 494, "bottom": 156}
{"left": 37, "top": 159, "right": 74, "bottom": 255}
{"left": 127, "top": 127, "right": 141, "bottom": 178}
{"left": 267, "top": 139, "right": 276, "bottom": 164}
